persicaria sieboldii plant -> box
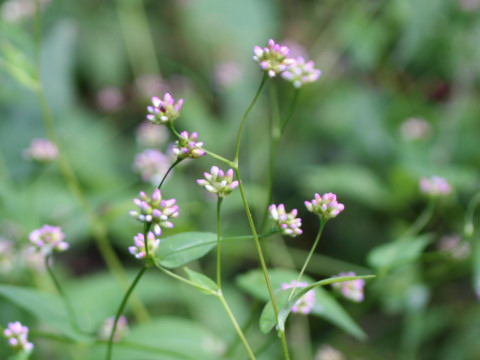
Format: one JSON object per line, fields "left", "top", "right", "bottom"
{"left": 8, "top": 29, "right": 383, "bottom": 360}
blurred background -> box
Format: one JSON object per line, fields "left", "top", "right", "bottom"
{"left": 1, "top": 0, "right": 480, "bottom": 359}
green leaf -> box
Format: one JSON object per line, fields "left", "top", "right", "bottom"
{"left": 0, "top": 285, "right": 92, "bottom": 342}
{"left": 183, "top": 267, "right": 217, "bottom": 294}
{"left": 259, "top": 275, "right": 375, "bottom": 339}
{"left": 157, "top": 232, "right": 217, "bottom": 268}
{"left": 367, "top": 234, "right": 433, "bottom": 270}
{"left": 91, "top": 317, "right": 225, "bottom": 360}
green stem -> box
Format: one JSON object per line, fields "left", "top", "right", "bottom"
{"left": 114, "top": 0, "right": 161, "bottom": 77}
{"left": 217, "top": 291, "right": 256, "bottom": 360}
{"left": 156, "top": 264, "right": 216, "bottom": 294}
{"left": 289, "top": 219, "right": 325, "bottom": 300}
{"left": 464, "top": 191, "right": 480, "bottom": 238}
{"left": 216, "top": 197, "right": 223, "bottom": 289}
{"left": 401, "top": 200, "right": 435, "bottom": 239}
{"left": 204, "top": 149, "right": 235, "bottom": 168}
{"left": 233, "top": 168, "right": 291, "bottom": 360}
{"left": 106, "top": 266, "right": 148, "bottom": 360}
{"left": 45, "top": 255, "right": 80, "bottom": 332}
{"left": 234, "top": 74, "right": 268, "bottom": 164}
{"left": 280, "top": 89, "right": 300, "bottom": 134}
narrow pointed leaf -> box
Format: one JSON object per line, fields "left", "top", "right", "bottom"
{"left": 184, "top": 267, "right": 217, "bottom": 294}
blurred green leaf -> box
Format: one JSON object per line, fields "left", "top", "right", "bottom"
{"left": 238, "top": 269, "right": 370, "bottom": 340}
{"left": 260, "top": 275, "right": 374, "bottom": 340}
{"left": 0, "top": 285, "right": 92, "bottom": 342}
{"left": 367, "top": 234, "right": 433, "bottom": 270}
{"left": 100, "top": 317, "right": 225, "bottom": 360}
{"left": 302, "top": 164, "right": 392, "bottom": 210}
{"left": 184, "top": 266, "right": 217, "bottom": 294}
{"left": 0, "top": 41, "right": 38, "bottom": 90}
{"left": 157, "top": 232, "right": 217, "bottom": 268}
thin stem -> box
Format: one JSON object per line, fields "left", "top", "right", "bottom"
{"left": 217, "top": 291, "right": 256, "bottom": 360}
{"left": 234, "top": 74, "right": 268, "bottom": 164}
{"left": 203, "top": 149, "right": 235, "bottom": 168}
{"left": 106, "top": 266, "right": 148, "bottom": 360}
{"left": 158, "top": 157, "right": 183, "bottom": 190}
{"left": 289, "top": 219, "right": 325, "bottom": 300}
{"left": 155, "top": 264, "right": 216, "bottom": 294}
{"left": 280, "top": 89, "right": 300, "bottom": 134}
{"left": 233, "top": 168, "right": 291, "bottom": 360}
{"left": 216, "top": 197, "right": 224, "bottom": 289}
{"left": 45, "top": 255, "right": 80, "bottom": 332}
{"left": 464, "top": 191, "right": 480, "bottom": 238}
{"left": 401, "top": 200, "right": 435, "bottom": 239}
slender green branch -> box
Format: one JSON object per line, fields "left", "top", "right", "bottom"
{"left": 464, "top": 191, "right": 480, "bottom": 237}
{"left": 289, "top": 219, "right": 325, "bottom": 300}
{"left": 45, "top": 255, "right": 80, "bottom": 332}
{"left": 234, "top": 74, "right": 268, "bottom": 164}
{"left": 233, "top": 168, "right": 291, "bottom": 360}
{"left": 217, "top": 291, "right": 256, "bottom": 360}
{"left": 106, "top": 266, "right": 148, "bottom": 360}
{"left": 401, "top": 200, "right": 435, "bottom": 239}
{"left": 155, "top": 264, "right": 216, "bottom": 294}
{"left": 203, "top": 149, "right": 235, "bottom": 167}
{"left": 216, "top": 197, "right": 223, "bottom": 289}
{"left": 280, "top": 89, "right": 300, "bottom": 134}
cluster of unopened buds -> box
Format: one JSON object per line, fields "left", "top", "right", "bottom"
{"left": 332, "top": 271, "right": 365, "bottom": 302}
{"left": 305, "top": 193, "right": 345, "bottom": 221}
{"left": 419, "top": 176, "right": 452, "bottom": 197}
{"left": 269, "top": 204, "right": 302, "bottom": 237}
{"left": 146, "top": 93, "right": 184, "bottom": 125}
{"left": 281, "top": 281, "right": 316, "bottom": 314}
{"left": 29, "top": 225, "right": 68, "bottom": 255}
{"left": 253, "top": 39, "right": 321, "bottom": 87}
{"left": 3, "top": 321, "right": 33, "bottom": 353}
{"left": 197, "top": 166, "right": 239, "bottom": 198}
{"left": 129, "top": 232, "right": 160, "bottom": 260}
{"left": 172, "top": 131, "right": 206, "bottom": 159}
{"left": 129, "top": 189, "right": 179, "bottom": 236}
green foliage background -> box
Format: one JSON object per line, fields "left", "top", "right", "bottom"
{"left": 1, "top": 0, "right": 480, "bottom": 359}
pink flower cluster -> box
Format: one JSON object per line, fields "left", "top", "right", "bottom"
{"left": 23, "top": 138, "right": 58, "bottom": 162}
{"left": 281, "top": 280, "right": 316, "bottom": 314}
{"left": 332, "top": 272, "right": 365, "bottom": 302}
{"left": 29, "top": 225, "right": 68, "bottom": 255}
{"left": 3, "top": 321, "right": 33, "bottom": 352}
{"left": 269, "top": 204, "right": 302, "bottom": 237}
{"left": 305, "top": 193, "right": 345, "bottom": 221}
{"left": 253, "top": 39, "right": 321, "bottom": 87}
{"left": 146, "top": 93, "right": 184, "bottom": 125}
{"left": 129, "top": 232, "right": 160, "bottom": 260}
{"left": 172, "top": 131, "right": 206, "bottom": 159}
{"left": 197, "top": 166, "right": 239, "bottom": 198}
{"left": 129, "top": 189, "right": 179, "bottom": 236}
{"left": 419, "top": 176, "right": 452, "bottom": 197}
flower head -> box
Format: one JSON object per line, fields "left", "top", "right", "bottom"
{"left": 29, "top": 225, "right": 68, "bottom": 255}
{"left": 172, "top": 131, "right": 206, "bottom": 159}
{"left": 129, "top": 189, "right": 179, "bottom": 235}
{"left": 196, "top": 166, "right": 239, "bottom": 197}
{"left": 269, "top": 204, "right": 302, "bottom": 237}
{"left": 281, "top": 57, "right": 321, "bottom": 88}
{"left": 281, "top": 281, "right": 316, "bottom": 314}
{"left": 253, "top": 39, "right": 295, "bottom": 78}
{"left": 135, "top": 121, "right": 169, "bottom": 148}
{"left": 129, "top": 232, "right": 160, "bottom": 260}
{"left": 419, "top": 176, "right": 452, "bottom": 197}
{"left": 305, "top": 193, "right": 345, "bottom": 221}
{"left": 23, "top": 138, "right": 58, "bottom": 162}
{"left": 98, "top": 315, "right": 129, "bottom": 342}
{"left": 146, "top": 93, "right": 184, "bottom": 125}
{"left": 133, "top": 149, "right": 171, "bottom": 186}
{"left": 3, "top": 321, "right": 33, "bottom": 353}
{"left": 332, "top": 272, "right": 365, "bottom": 302}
